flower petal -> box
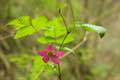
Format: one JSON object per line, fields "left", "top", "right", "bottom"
{"left": 51, "top": 56, "right": 60, "bottom": 64}
{"left": 56, "top": 51, "right": 64, "bottom": 58}
{"left": 42, "top": 56, "right": 49, "bottom": 63}
{"left": 38, "top": 51, "right": 47, "bottom": 57}
{"left": 46, "top": 44, "right": 54, "bottom": 51}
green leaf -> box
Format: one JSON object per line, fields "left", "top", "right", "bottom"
{"left": 32, "top": 16, "right": 48, "bottom": 30}
{"left": 37, "top": 17, "right": 74, "bottom": 44}
{"left": 37, "top": 36, "right": 55, "bottom": 44}
{"left": 28, "top": 55, "right": 45, "bottom": 80}
{"left": 44, "top": 17, "right": 66, "bottom": 37}
{"left": 28, "top": 55, "right": 55, "bottom": 80}
{"left": 8, "top": 16, "right": 35, "bottom": 39}
{"left": 8, "top": 16, "right": 48, "bottom": 39}
{"left": 44, "top": 63, "right": 56, "bottom": 75}
{"left": 37, "top": 33, "right": 74, "bottom": 44}
{"left": 77, "top": 23, "right": 106, "bottom": 38}
{"left": 14, "top": 26, "right": 35, "bottom": 39}
{"left": 8, "top": 16, "right": 30, "bottom": 30}
{"left": 56, "top": 33, "right": 74, "bottom": 44}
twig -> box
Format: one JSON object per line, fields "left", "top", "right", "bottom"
{"left": 59, "top": 9, "right": 70, "bottom": 33}
{"left": 58, "top": 9, "right": 70, "bottom": 50}
{"left": 63, "top": 32, "right": 88, "bottom": 58}
{"left": 59, "top": 32, "right": 70, "bottom": 51}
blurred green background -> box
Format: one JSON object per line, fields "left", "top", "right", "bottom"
{"left": 0, "top": 0, "right": 120, "bottom": 80}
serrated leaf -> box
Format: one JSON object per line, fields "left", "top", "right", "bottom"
{"left": 8, "top": 16, "right": 30, "bottom": 30}
{"left": 8, "top": 16, "right": 49, "bottom": 39}
{"left": 44, "top": 17, "right": 66, "bottom": 37}
{"left": 37, "top": 17, "right": 70, "bottom": 44}
{"left": 32, "top": 16, "right": 48, "bottom": 30}
{"left": 8, "top": 16, "right": 36, "bottom": 39}
{"left": 77, "top": 23, "right": 106, "bottom": 38}
{"left": 14, "top": 26, "right": 35, "bottom": 39}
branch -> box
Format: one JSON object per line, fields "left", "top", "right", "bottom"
{"left": 58, "top": 9, "right": 70, "bottom": 50}
{"left": 63, "top": 32, "right": 88, "bottom": 58}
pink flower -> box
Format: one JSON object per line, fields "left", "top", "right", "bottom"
{"left": 38, "top": 44, "right": 64, "bottom": 64}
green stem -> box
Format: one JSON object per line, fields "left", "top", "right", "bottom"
{"left": 66, "top": 0, "right": 76, "bottom": 28}
{"left": 58, "top": 64, "right": 62, "bottom": 80}
{"left": 59, "top": 32, "right": 70, "bottom": 50}
{"left": 57, "top": 9, "right": 70, "bottom": 80}
{"left": 59, "top": 9, "right": 70, "bottom": 33}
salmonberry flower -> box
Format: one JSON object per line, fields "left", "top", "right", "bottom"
{"left": 38, "top": 44, "right": 64, "bottom": 64}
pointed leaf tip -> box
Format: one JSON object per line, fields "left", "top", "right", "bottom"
{"left": 77, "top": 23, "right": 106, "bottom": 38}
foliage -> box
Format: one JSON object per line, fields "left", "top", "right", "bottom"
{"left": 8, "top": 16, "right": 75, "bottom": 44}
{"left": 7, "top": 14, "right": 107, "bottom": 80}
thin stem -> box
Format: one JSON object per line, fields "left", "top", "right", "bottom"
{"left": 57, "top": 9, "right": 71, "bottom": 80}
{"left": 66, "top": 0, "right": 76, "bottom": 28}
{"left": 58, "top": 9, "right": 70, "bottom": 50}
{"left": 63, "top": 31, "right": 88, "bottom": 58}
{"left": 59, "top": 32, "right": 70, "bottom": 51}
{"left": 59, "top": 9, "right": 70, "bottom": 33}
{"left": 57, "top": 64, "right": 62, "bottom": 80}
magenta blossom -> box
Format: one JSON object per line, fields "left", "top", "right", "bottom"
{"left": 38, "top": 44, "right": 64, "bottom": 64}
